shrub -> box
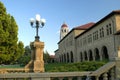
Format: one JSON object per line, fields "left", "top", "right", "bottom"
{"left": 45, "top": 61, "right": 107, "bottom": 72}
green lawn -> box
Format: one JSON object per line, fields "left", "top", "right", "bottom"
{"left": 0, "top": 64, "right": 23, "bottom": 69}
{"left": 45, "top": 63, "right": 67, "bottom": 72}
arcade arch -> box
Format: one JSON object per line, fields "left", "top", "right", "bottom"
{"left": 80, "top": 52, "right": 83, "bottom": 62}
{"left": 84, "top": 51, "right": 88, "bottom": 61}
{"left": 64, "top": 54, "right": 66, "bottom": 62}
{"left": 70, "top": 51, "right": 73, "bottom": 62}
{"left": 101, "top": 46, "right": 109, "bottom": 60}
{"left": 89, "top": 50, "right": 93, "bottom": 61}
{"left": 67, "top": 53, "right": 69, "bottom": 62}
{"left": 94, "top": 48, "right": 100, "bottom": 61}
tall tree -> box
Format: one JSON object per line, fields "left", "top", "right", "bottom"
{"left": 0, "top": 2, "right": 24, "bottom": 64}
{"left": 18, "top": 46, "right": 31, "bottom": 66}
{"left": 44, "top": 50, "right": 50, "bottom": 63}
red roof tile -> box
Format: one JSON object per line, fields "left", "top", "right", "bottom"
{"left": 50, "top": 55, "right": 55, "bottom": 58}
{"left": 74, "top": 22, "right": 95, "bottom": 30}
{"left": 61, "top": 23, "right": 68, "bottom": 28}
{"left": 113, "top": 10, "right": 120, "bottom": 13}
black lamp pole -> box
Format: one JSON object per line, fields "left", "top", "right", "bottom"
{"left": 35, "top": 21, "right": 40, "bottom": 41}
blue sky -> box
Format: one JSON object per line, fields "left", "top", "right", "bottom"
{"left": 1, "top": 0, "right": 120, "bottom": 55}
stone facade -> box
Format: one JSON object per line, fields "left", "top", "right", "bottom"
{"left": 55, "top": 10, "right": 120, "bottom": 63}
{"left": 57, "top": 29, "right": 85, "bottom": 63}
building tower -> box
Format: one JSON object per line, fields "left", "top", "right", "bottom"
{"left": 60, "top": 23, "right": 69, "bottom": 40}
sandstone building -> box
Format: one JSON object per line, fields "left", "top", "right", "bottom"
{"left": 55, "top": 10, "right": 120, "bottom": 63}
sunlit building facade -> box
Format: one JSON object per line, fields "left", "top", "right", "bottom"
{"left": 55, "top": 10, "right": 120, "bottom": 63}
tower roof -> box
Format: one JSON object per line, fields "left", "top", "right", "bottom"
{"left": 61, "top": 23, "right": 68, "bottom": 28}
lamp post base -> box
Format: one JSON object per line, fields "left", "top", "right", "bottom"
{"left": 25, "top": 41, "right": 45, "bottom": 72}
{"left": 35, "top": 36, "right": 40, "bottom": 41}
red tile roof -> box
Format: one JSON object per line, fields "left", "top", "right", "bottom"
{"left": 61, "top": 23, "right": 68, "bottom": 28}
{"left": 50, "top": 55, "right": 55, "bottom": 58}
{"left": 74, "top": 22, "right": 95, "bottom": 30}
{"left": 113, "top": 10, "right": 120, "bottom": 13}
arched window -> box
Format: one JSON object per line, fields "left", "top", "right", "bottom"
{"left": 64, "top": 29, "right": 66, "bottom": 32}
{"left": 100, "top": 27, "right": 104, "bottom": 38}
{"left": 109, "top": 23, "right": 112, "bottom": 34}
{"left": 102, "top": 28, "right": 104, "bottom": 37}
{"left": 106, "top": 23, "right": 112, "bottom": 35}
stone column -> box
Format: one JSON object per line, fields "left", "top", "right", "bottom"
{"left": 33, "top": 41, "right": 44, "bottom": 72}
{"left": 68, "top": 77, "right": 73, "bottom": 80}
{"left": 62, "top": 55, "right": 64, "bottom": 63}
{"left": 87, "top": 54, "right": 89, "bottom": 61}
{"left": 99, "top": 50, "right": 102, "bottom": 61}
{"left": 92, "top": 53, "right": 95, "bottom": 61}
{"left": 25, "top": 41, "right": 45, "bottom": 72}
{"left": 82, "top": 53, "right": 85, "bottom": 61}
{"left": 95, "top": 76, "right": 99, "bottom": 80}
{"left": 77, "top": 77, "right": 82, "bottom": 80}
{"left": 69, "top": 53, "right": 72, "bottom": 63}
{"left": 65, "top": 54, "right": 67, "bottom": 63}
{"left": 110, "top": 68, "right": 115, "bottom": 80}
{"left": 58, "top": 77, "right": 64, "bottom": 80}
{"left": 114, "top": 57, "right": 120, "bottom": 80}
{"left": 103, "top": 72, "right": 108, "bottom": 80}
{"left": 31, "top": 77, "right": 50, "bottom": 80}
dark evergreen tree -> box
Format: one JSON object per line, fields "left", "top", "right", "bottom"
{"left": 0, "top": 2, "right": 24, "bottom": 64}
{"left": 24, "top": 46, "right": 31, "bottom": 56}
{"left": 18, "top": 46, "right": 31, "bottom": 66}
{"left": 44, "top": 50, "right": 50, "bottom": 63}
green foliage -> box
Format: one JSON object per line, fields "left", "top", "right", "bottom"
{"left": 0, "top": 2, "right": 24, "bottom": 64}
{"left": 45, "top": 61, "right": 107, "bottom": 72}
{"left": 18, "top": 46, "right": 31, "bottom": 66}
{"left": 44, "top": 50, "right": 50, "bottom": 63}
{"left": 15, "top": 41, "right": 25, "bottom": 61}
{"left": 45, "top": 63, "right": 66, "bottom": 72}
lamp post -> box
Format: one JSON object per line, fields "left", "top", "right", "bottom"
{"left": 30, "top": 14, "right": 46, "bottom": 41}
{"left": 25, "top": 14, "right": 46, "bottom": 72}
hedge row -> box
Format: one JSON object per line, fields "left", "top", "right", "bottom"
{"left": 45, "top": 61, "right": 107, "bottom": 72}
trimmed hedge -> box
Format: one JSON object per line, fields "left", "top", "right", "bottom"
{"left": 45, "top": 61, "right": 107, "bottom": 72}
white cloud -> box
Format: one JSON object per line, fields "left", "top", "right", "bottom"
{"left": 49, "top": 52, "right": 55, "bottom": 55}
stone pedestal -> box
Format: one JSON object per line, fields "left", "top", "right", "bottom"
{"left": 114, "top": 57, "right": 120, "bottom": 80}
{"left": 25, "top": 41, "right": 45, "bottom": 72}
